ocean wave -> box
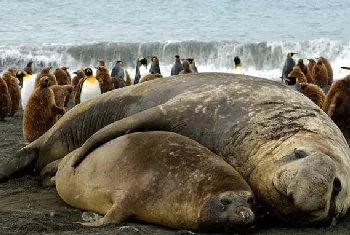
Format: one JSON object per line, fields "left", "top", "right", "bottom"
{"left": 1, "top": 39, "right": 350, "bottom": 79}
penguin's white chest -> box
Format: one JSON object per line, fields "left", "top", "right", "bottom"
{"left": 21, "top": 74, "right": 36, "bottom": 109}
{"left": 80, "top": 80, "right": 101, "bottom": 103}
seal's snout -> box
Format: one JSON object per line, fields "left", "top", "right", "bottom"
{"left": 235, "top": 207, "right": 255, "bottom": 225}
{"left": 273, "top": 152, "right": 340, "bottom": 223}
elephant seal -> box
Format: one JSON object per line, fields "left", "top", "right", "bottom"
{"left": 50, "top": 131, "right": 256, "bottom": 232}
{"left": 4, "top": 72, "right": 350, "bottom": 225}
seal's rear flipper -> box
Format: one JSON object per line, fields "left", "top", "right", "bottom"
{"left": 0, "top": 146, "right": 39, "bottom": 181}
{"left": 71, "top": 106, "right": 169, "bottom": 168}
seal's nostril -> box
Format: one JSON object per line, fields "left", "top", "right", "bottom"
{"left": 333, "top": 178, "right": 341, "bottom": 197}
{"left": 239, "top": 211, "right": 250, "bottom": 224}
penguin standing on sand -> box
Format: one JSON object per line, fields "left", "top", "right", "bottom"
{"left": 17, "top": 70, "right": 37, "bottom": 109}
{"left": 134, "top": 56, "right": 145, "bottom": 84}
{"left": 149, "top": 56, "right": 161, "bottom": 74}
{"left": 281, "top": 52, "right": 297, "bottom": 80}
{"left": 171, "top": 55, "right": 183, "bottom": 76}
{"left": 233, "top": 56, "right": 243, "bottom": 74}
{"left": 139, "top": 58, "right": 150, "bottom": 81}
{"left": 77, "top": 68, "right": 101, "bottom": 104}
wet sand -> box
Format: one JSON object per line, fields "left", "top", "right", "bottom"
{"left": 0, "top": 109, "right": 349, "bottom": 235}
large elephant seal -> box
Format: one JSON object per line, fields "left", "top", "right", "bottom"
{"left": 3, "top": 73, "right": 350, "bottom": 225}
{"left": 51, "top": 131, "right": 255, "bottom": 232}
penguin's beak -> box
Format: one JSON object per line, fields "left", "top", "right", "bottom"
{"left": 341, "top": 67, "right": 350, "bottom": 70}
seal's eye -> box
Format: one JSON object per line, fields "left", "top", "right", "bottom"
{"left": 220, "top": 197, "right": 232, "bottom": 206}
{"left": 247, "top": 196, "right": 254, "bottom": 205}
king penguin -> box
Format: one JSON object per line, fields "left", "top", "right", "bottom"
{"left": 78, "top": 68, "right": 101, "bottom": 104}
{"left": 17, "top": 70, "right": 36, "bottom": 109}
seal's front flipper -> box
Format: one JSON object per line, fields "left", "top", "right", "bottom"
{"left": 0, "top": 146, "right": 39, "bottom": 181}
{"left": 80, "top": 203, "right": 129, "bottom": 226}
{"left": 71, "top": 106, "right": 169, "bottom": 168}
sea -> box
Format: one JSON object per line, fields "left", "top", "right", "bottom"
{"left": 1, "top": 0, "right": 350, "bottom": 80}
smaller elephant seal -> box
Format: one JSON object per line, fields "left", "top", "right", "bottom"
{"left": 50, "top": 131, "right": 256, "bottom": 232}
{"left": 322, "top": 74, "right": 350, "bottom": 144}
{"left": 23, "top": 76, "right": 65, "bottom": 143}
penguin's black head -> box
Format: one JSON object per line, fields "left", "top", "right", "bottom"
{"left": 84, "top": 68, "right": 93, "bottom": 76}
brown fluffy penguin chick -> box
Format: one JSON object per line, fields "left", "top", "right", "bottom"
{"left": 322, "top": 75, "right": 350, "bottom": 144}
{"left": 179, "top": 60, "right": 193, "bottom": 74}
{"left": 35, "top": 66, "right": 58, "bottom": 88}
{"left": 23, "top": 76, "right": 65, "bottom": 143}
{"left": 140, "top": 73, "right": 163, "bottom": 83}
{"left": 298, "top": 83, "right": 325, "bottom": 108}
{"left": 288, "top": 66, "right": 307, "bottom": 83}
{"left": 53, "top": 67, "right": 70, "bottom": 85}
{"left": 50, "top": 85, "right": 73, "bottom": 109}
{"left": 297, "top": 59, "right": 314, "bottom": 83}
{"left": 72, "top": 69, "right": 85, "bottom": 106}
{"left": 312, "top": 60, "right": 328, "bottom": 88}
{"left": 318, "top": 57, "right": 333, "bottom": 85}
{"left": 0, "top": 76, "right": 11, "bottom": 121}
{"left": 307, "top": 59, "right": 316, "bottom": 78}
{"left": 95, "top": 66, "right": 114, "bottom": 93}
{"left": 125, "top": 70, "right": 132, "bottom": 86}
{"left": 61, "top": 67, "right": 71, "bottom": 84}
{"left": 2, "top": 70, "right": 20, "bottom": 116}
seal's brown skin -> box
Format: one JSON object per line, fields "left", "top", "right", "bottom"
{"left": 140, "top": 73, "right": 163, "bottom": 83}
{"left": 95, "top": 66, "right": 114, "bottom": 93}
{"left": 6, "top": 73, "right": 350, "bottom": 225}
{"left": 312, "top": 60, "right": 328, "bottom": 89}
{"left": 2, "top": 70, "right": 20, "bottom": 116}
{"left": 288, "top": 66, "right": 307, "bottom": 83}
{"left": 180, "top": 60, "right": 192, "bottom": 74}
{"left": 0, "top": 77, "right": 11, "bottom": 120}
{"left": 322, "top": 75, "right": 350, "bottom": 144}
{"left": 55, "top": 131, "right": 255, "bottom": 231}
{"left": 23, "top": 77, "right": 65, "bottom": 143}
{"left": 318, "top": 57, "right": 333, "bottom": 85}
{"left": 297, "top": 59, "right": 313, "bottom": 83}
{"left": 35, "top": 67, "right": 57, "bottom": 88}
{"left": 53, "top": 67, "right": 70, "bottom": 86}
{"left": 307, "top": 59, "right": 316, "bottom": 78}
{"left": 50, "top": 85, "right": 73, "bottom": 109}
{"left": 298, "top": 83, "right": 325, "bottom": 108}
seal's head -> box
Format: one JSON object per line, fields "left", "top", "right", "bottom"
{"left": 39, "top": 76, "right": 49, "bottom": 88}
{"left": 199, "top": 191, "right": 255, "bottom": 232}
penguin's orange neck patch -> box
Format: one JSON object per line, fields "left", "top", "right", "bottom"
{"left": 24, "top": 74, "right": 32, "bottom": 79}
{"left": 85, "top": 75, "right": 96, "bottom": 83}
